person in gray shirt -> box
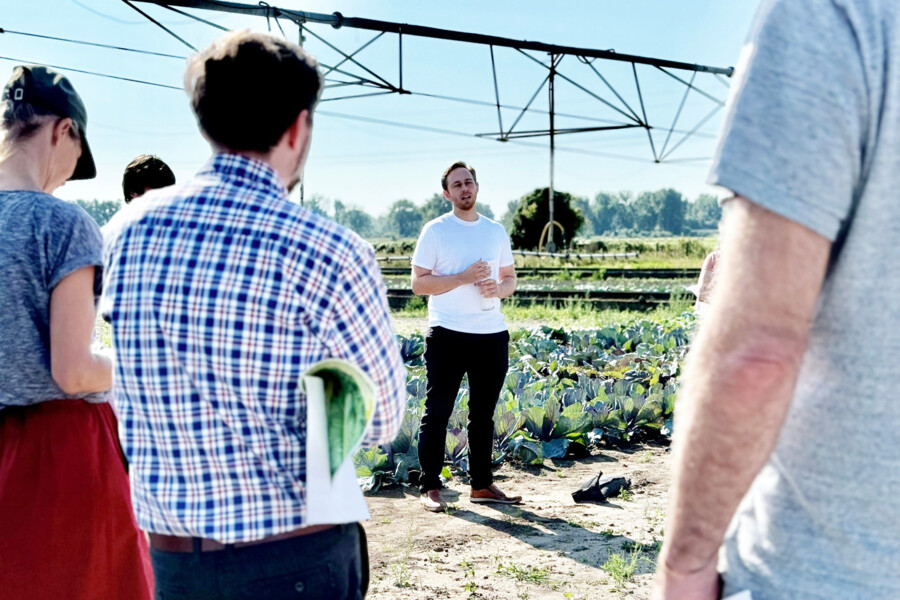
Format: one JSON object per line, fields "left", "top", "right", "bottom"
{"left": 0, "top": 65, "right": 153, "bottom": 598}
{"left": 653, "top": 1, "right": 900, "bottom": 599}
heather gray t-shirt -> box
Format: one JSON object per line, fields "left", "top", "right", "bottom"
{"left": 0, "top": 190, "right": 105, "bottom": 408}
{"left": 709, "top": 0, "right": 900, "bottom": 597}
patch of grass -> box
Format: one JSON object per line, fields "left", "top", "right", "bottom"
{"left": 391, "top": 293, "right": 694, "bottom": 333}
{"left": 634, "top": 450, "right": 654, "bottom": 463}
{"left": 643, "top": 505, "right": 665, "bottom": 530}
{"left": 462, "top": 560, "right": 477, "bottom": 596}
{"left": 619, "top": 487, "right": 634, "bottom": 502}
{"left": 390, "top": 563, "right": 412, "bottom": 588}
{"left": 566, "top": 518, "right": 602, "bottom": 530}
{"left": 599, "top": 529, "right": 617, "bottom": 540}
{"left": 386, "top": 523, "right": 419, "bottom": 588}
{"left": 495, "top": 561, "right": 551, "bottom": 584}
{"left": 601, "top": 550, "right": 642, "bottom": 589}
{"left": 621, "top": 540, "right": 660, "bottom": 555}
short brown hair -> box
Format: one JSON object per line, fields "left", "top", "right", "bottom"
{"left": 441, "top": 161, "right": 477, "bottom": 191}
{"left": 185, "top": 31, "right": 322, "bottom": 153}
{"left": 122, "top": 154, "right": 176, "bottom": 202}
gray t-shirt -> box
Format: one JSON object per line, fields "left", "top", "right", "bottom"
{"left": 0, "top": 190, "right": 104, "bottom": 408}
{"left": 709, "top": 0, "right": 900, "bottom": 597}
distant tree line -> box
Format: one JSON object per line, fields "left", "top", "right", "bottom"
{"left": 572, "top": 189, "right": 722, "bottom": 238}
{"left": 309, "top": 188, "right": 720, "bottom": 245}
{"left": 70, "top": 187, "right": 721, "bottom": 247}
{"left": 305, "top": 194, "right": 494, "bottom": 239}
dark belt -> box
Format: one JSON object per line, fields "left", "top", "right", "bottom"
{"left": 149, "top": 524, "right": 337, "bottom": 553}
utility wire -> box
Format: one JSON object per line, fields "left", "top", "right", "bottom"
{"left": 1, "top": 51, "right": 714, "bottom": 162}
{"left": 317, "top": 110, "right": 652, "bottom": 163}
{"left": 0, "top": 29, "right": 187, "bottom": 60}
{"left": 0, "top": 55, "right": 182, "bottom": 90}
{"left": 67, "top": 0, "right": 150, "bottom": 25}
{"left": 156, "top": 4, "right": 230, "bottom": 32}
{"left": 6, "top": 28, "right": 718, "bottom": 140}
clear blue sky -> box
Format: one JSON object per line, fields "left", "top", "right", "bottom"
{"left": 3, "top": 1, "right": 760, "bottom": 216}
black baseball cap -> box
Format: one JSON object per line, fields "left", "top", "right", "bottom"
{"left": 2, "top": 65, "right": 96, "bottom": 180}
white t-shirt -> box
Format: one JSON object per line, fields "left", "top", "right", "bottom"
{"left": 412, "top": 212, "right": 514, "bottom": 334}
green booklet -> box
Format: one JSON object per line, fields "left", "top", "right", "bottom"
{"left": 303, "top": 359, "right": 375, "bottom": 479}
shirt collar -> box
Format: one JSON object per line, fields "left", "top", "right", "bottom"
{"left": 199, "top": 153, "right": 287, "bottom": 197}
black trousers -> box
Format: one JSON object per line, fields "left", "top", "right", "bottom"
{"left": 150, "top": 523, "right": 368, "bottom": 600}
{"left": 417, "top": 326, "right": 510, "bottom": 493}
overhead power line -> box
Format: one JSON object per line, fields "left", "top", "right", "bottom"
{"left": 0, "top": 52, "right": 706, "bottom": 164}
{"left": 0, "top": 28, "right": 187, "bottom": 60}
{"left": 0, "top": 55, "right": 182, "bottom": 90}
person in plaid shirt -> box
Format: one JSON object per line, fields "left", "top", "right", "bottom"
{"left": 103, "top": 31, "right": 406, "bottom": 600}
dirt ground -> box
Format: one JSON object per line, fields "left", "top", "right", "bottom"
{"left": 363, "top": 443, "right": 671, "bottom": 600}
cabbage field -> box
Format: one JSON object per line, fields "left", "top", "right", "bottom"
{"left": 354, "top": 315, "right": 694, "bottom": 491}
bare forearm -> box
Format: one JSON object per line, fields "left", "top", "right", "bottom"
{"left": 411, "top": 272, "right": 468, "bottom": 296}
{"left": 660, "top": 332, "right": 802, "bottom": 573}
{"left": 49, "top": 266, "right": 113, "bottom": 396}
{"left": 498, "top": 276, "right": 517, "bottom": 298}
{"left": 53, "top": 349, "right": 113, "bottom": 395}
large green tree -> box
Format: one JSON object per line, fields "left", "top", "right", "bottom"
{"left": 385, "top": 199, "right": 424, "bottom": 238}
{"left": 303, "top": 193, "right": 331, "bottom": 217}
{"left": 333, "top": 200, "right": 374, "bottom": 237}
{"left": 631, "top": 192, "right": 659, "bottom": 232}
{"left": 477, "top": 203, "right": 495, "bottom": 220}
{"left": 500, "top": 199, "right": 520, "bottom": 231}
{"left": 685, "top": 194, "right": 722, "bottom": 231}
{"left": 571, "top": 196, "right": 594, "bottom": 236}
{"left": 419, "top": 193, "right": 448, "bottom": 223}
{"left": 590, "top": 192, "right": 618, "bottom": 234}
{"left": 655, "top": 188, "right": 685, "bottom": 235}
{"left": 590, "top": 191, "right": 636, "bottom": 234}
{"left": 509, "top": 188, "right": 584, "bottom": 250}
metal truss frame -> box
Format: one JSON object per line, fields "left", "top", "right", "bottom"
{"left": 129, "top": 0, "right": 733, "bottom": 248}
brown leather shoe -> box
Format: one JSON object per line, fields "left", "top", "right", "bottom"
{"left": 470, "top": 484, "right": 522, "bottom": 505}
{"left": 420, "top": 489, "right": 445, "bottom": 512}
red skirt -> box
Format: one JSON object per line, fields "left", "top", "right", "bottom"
{"left": 0, "top": 400, "right": 153, "bottom": 600}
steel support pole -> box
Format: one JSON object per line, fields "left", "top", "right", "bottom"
{"left": 546, "top": 53, "right": 557, "bottom": 252}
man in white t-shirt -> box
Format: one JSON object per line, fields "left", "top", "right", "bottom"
{"left": 411, "top": 161, "right": 522, "bottom": 512}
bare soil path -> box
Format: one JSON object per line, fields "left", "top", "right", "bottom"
{"left": 364, "top": 443, "right": 671, "bottom": 600}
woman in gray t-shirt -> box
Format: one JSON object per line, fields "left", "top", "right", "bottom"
{"left": 0, "top": 66, "right": 153, "bottom": 599}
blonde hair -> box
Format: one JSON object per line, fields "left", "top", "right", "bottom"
{"left": 0, "top": 99, "right": 65, "bottom": 161}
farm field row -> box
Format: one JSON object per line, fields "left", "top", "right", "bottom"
{"left": 382, "top": 277, "right": 695, "bottom": 294}
{"left": 363, "top": 309, "right": 692, "bottom": 599}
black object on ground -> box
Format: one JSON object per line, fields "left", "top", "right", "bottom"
{"left": 571, "top": 472, "right": 631, "bottom": 503}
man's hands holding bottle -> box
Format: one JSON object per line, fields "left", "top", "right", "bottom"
{"left": 459, "top": 260, "right": 491, "bottom": 284}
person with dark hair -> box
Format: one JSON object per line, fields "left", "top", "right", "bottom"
{"left": 122, "top": 154, "right": 175, "bottom": 203}
{"left": 411, "top": 160, "right": 521, "bottom": 512}
{"left": 0, "top": 65, "right": 153, "bottom": 599}
{"left": 103, "top": 31, "right": 406, "bottom": 599}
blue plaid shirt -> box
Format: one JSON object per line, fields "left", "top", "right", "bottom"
{"left": 103, "top": 154, "right": 406, "bottom": 543}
